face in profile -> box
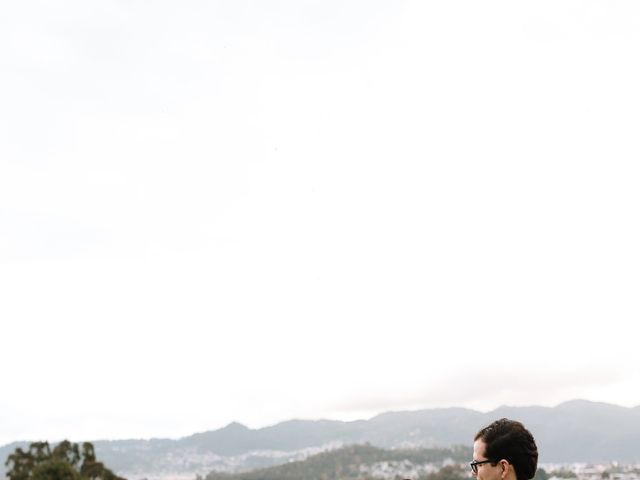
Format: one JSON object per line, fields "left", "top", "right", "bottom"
{"left": 472, "top": 439, "right": 504, "bottom": 480}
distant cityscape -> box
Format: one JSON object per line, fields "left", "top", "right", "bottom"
{"left": 362, "top": 461, "right": 640, "bottom": 480}
{"left": 542, "top": 463, "right": 640, "bottom": 480}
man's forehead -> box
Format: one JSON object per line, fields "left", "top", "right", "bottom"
{"left": 473, "top": 439, "right": 486, "bottom": 458}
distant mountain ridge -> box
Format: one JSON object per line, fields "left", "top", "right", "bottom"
{"left": 2, "top": 400, "right": 639, "bottom": 480}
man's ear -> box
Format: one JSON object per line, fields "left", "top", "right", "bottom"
{"left": 499, "top": 460, "right": 510, "bottom": 479}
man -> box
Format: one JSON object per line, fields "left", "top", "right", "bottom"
{"left": 471, "top": 418, "right": 538, "bottom": 480}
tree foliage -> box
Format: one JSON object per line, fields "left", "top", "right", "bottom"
{"left": 533, "top": 468, "right": 549, "bottom": 480}
{"left": 5, "top": 441, "right": 125, "bottom": 480}
{"left": 548, "top": 470, "right": 578, "bottom": 479}
{"left": 423, "top": 465, "right": 468, "bottom": 480}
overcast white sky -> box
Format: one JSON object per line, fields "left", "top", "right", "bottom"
{"left": 1, "top": 0, "right": 640, "bottom": 447}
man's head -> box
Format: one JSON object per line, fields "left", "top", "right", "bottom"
{"left": 471, "top": 418, "right": 538, "bottom": 480}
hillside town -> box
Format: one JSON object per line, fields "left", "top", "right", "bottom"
{"left": 359, "top": 461, "right": 640, "bottom": 480}
{"left": 542, "top": 463, "right": 640, "bottom": 480}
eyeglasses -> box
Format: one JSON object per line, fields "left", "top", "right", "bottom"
{"left": 470, "top": 460, "right": 496, "bottom": 474}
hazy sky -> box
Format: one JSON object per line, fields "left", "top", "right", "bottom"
{"left": 1, "top": 0, "right": 640, "bottom": 446}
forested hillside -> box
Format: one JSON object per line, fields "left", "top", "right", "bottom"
{"left": 203, "top": 444, "right": 471, "bottom": 480}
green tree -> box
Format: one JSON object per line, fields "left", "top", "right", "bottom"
{"left": 32, "top": 459, "right": 82, "bottom": 480}
{"left": 5, "top": 440, "right": 125, "bottom": 480}
{"left": 422, "top": 465, "right": 468, "bottom": 480}
{"left": 549, "top": 470, "right": 577, "bottom": 479}
{"left": 533, "top": 468, "right": 549, "bottom": 480}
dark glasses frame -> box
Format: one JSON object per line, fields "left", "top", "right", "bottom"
{"left": 470, "top": 459, "right": 497, "bottom": 474}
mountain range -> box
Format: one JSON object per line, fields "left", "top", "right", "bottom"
{"left": 2, "top": 400, "right": 639, "bottom": 480}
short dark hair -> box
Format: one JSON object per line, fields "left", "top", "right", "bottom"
{"left": 475, "top": 418, "right": 538, "bottom": 480}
